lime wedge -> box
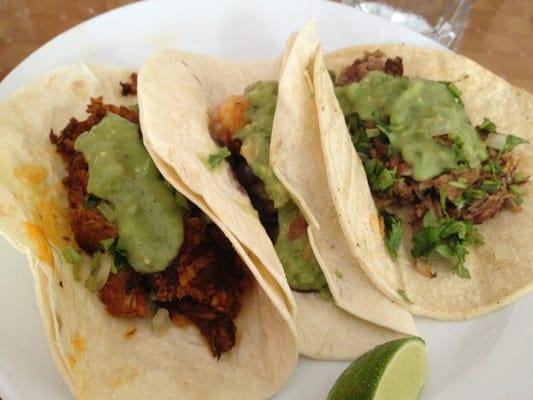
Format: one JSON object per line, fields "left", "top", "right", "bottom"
{"left": 327, "top": 337, "right": 427, "bottom": 400}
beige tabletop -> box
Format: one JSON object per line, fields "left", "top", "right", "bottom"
{"left": 0, "top": 0, "right": 532, "bottom": 92}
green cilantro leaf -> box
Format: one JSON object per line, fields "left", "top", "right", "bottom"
{"left": 364, "top": 159, "right": 396, "bottom": 192}
{"left": 513, "top": 171, "right": 528, "bottom": 184}
{"left": 347, "top": 113, "right": 372, "bottom": 156}
{"left": 481, "top": 180, "right": 500, "bottom": 194}
{"left": 84, "top": 194, "right": 101, "bottom": 209}
{"left": 411, "top": 210, "right": 482, "bottom": 278}
{"left": 207, "top": 147, "right": 231, "bottom": 169}
{"left": 447, "top": 82, "right": 462, "bottom": 98}
{"left": 502, "top": 134, "right": 528, "bottom": 153}
{"left": 478, "top": 117, "right": 496, "bottom": 133}
{"left": 464, "top": 188, "right": 485, "bottom": 201}
{"left": 381, "top": 210, "right": 404, "bottom": 260}
{"left": 438, "top": 189, "right": 448, "bottom": 214}
{"left": 371, "top": 111, "right": 392, "bottom": 140}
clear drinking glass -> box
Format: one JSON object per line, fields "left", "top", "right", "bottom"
{"left": 341, "top": 0, "right": 475, "bottom": 48}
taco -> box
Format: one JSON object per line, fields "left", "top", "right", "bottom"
{"left": 137, "top": 23, "right": 417, "bottom": 360}
{"left": 0, "top": 64, "right": 298, "bottom": 399}
{"left": 312, "top": 45, "right": 533, "bottom": 319}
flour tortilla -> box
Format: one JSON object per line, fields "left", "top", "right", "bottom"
{"left": 0, "top": 64, "right": 298, "bottom": 399}
{"left": 138, "top": 26, "right": 417, "bottom": 360}
{"left": 315, "top": 44, "right": 533, "bottom": 319}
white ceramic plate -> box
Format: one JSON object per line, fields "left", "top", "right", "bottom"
{"left": 0, "top": 0, "right": 531, "bottom": 399}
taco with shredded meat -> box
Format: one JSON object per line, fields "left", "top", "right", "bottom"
{"left": 312, "top": 44, "right": 533, "bottom": 319}
{"left": 0, "top": 64, "right": 298, "bottom": 400}
{"left": 137, "top": 22, "right": 417, "bottom": 361}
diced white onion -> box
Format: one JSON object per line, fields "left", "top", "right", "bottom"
{"left": 152, "top": 308, "right": 171, "bottom": 336}
{"left": 485, "top": 133, "right": 507, "bottom": 151}
{"left": 93, "top": 253, "right": 113, "bottom": 290}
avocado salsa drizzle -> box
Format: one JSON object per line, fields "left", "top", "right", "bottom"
{"left": 209, "top": 81, "right": 330, "bottom": 297}
{"left": 334, "top": 52, "right": 529, "bottom": 278}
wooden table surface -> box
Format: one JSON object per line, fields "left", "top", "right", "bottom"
{"left": 1, "top": 0, "right": 532, "bottom": 92}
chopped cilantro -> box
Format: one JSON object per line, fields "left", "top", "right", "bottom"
{"left": 502, "top": 134, "right": 528, "bottom": 153}
{"left": 447, "top": 82, "right": 462, "bottom": 98}
{"left": 84, "top": 194, "right": 100, "bottom": 209}
{"left": 381, "top": 210, "right": 403, "bottom": 260}
{"left": 371, "top": 111, "right": 392, "bottom": 139}
{"left": 347, "top": 113, "right": 372, "bottom": 156}
{"left": 449, "top": 179, "right": 468, "bottom": 189}
{"left": 207, "top": 147, "right": 231, "bottom": 169}
{"left": 483, "top": 158, "right": 503, "bottom": 180}
{"left": 100, "top": 238, "right": 115, "bottom": 251}
{"left": 513, "top": 171, "right": 528, "bottom": 184}
{"left": 464, "top": 188, "right": 485, "bottom": 201}
{"left": 335, "top": 270, "right": 343, "bottom": 279}
{"left": 397, "top": 289, "right": 413, "bottom": 304}
{"left": 438, "top": 189, "right": 448, "bottom": 213}
{"left": 478, "top": 117, "right": 496, "bottom": 133}
{"left": 481, "top": 180, "right": 500, "bottom": 194}
{"left": 510, "top": 184, "right": 526, "bottom": 205}
{"left": 411, "top": 210, "right": 482, "bottom": 278}
{"left": 364, "top": 159, "right": 396, "bottom": 192}
{"left": 453, "top": 194, "right": 467, "bottom": 209}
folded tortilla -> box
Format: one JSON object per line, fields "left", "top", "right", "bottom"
{"left": 138, "top": 23, "right": 417, "bottom": 360}
{"left": 0, "top": 64, "right": 298, "bottom": 399}
{"left": 314, "top": 44, "right": 533, "bottom": 319}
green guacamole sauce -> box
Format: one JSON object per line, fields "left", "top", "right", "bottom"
{"left": 238, "top": 81, "right": 290, "bottom": 208}
{"left": 276, "top": 202, "right": 329, "bottom": 294}
{"left": 238, "top": 81, "right": 329, "bottom": 294}
{"left": 75, "top": 114, "right": 185, "bottom": 274}
{"left": 336, "top": 71, "right": 487, "bottom": 181}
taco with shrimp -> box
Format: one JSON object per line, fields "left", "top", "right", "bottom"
{"left": 312, "top": 44, "right": 533, "bottom": 319}
{"left": 0, "top": 64, "right": 298, "bottom": 399}
{"left": 137, "top": 23, "right": 418, "bottom": 360}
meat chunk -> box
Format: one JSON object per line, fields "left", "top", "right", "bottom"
{"left": 384, "top": 57, "right": 404, "bottom": 77}
{"left": 148, "top": 206, "right": 251, "bottom": 355}
{"left": 120, "top": 73, "right": 137, "bottom": 96}
{"left": 337, "top": 50, "right": 404, "bottom": 86}
{"left": 149, "top": 208, "right": 251, "bottom": 317}
{"left": 100, "top": 269, "right": 148, "bottom": 318}
{"left": 463, "top": 191, "right": 510, "bottom": 224}
{"left": 288, "top": 216, "right": 308, "bottom": 240}
{"left": 208, "top": 95, "right": 249, "bottom": 148}
{"left": 167, "top": 299, "right": 236, "bottom": 358}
